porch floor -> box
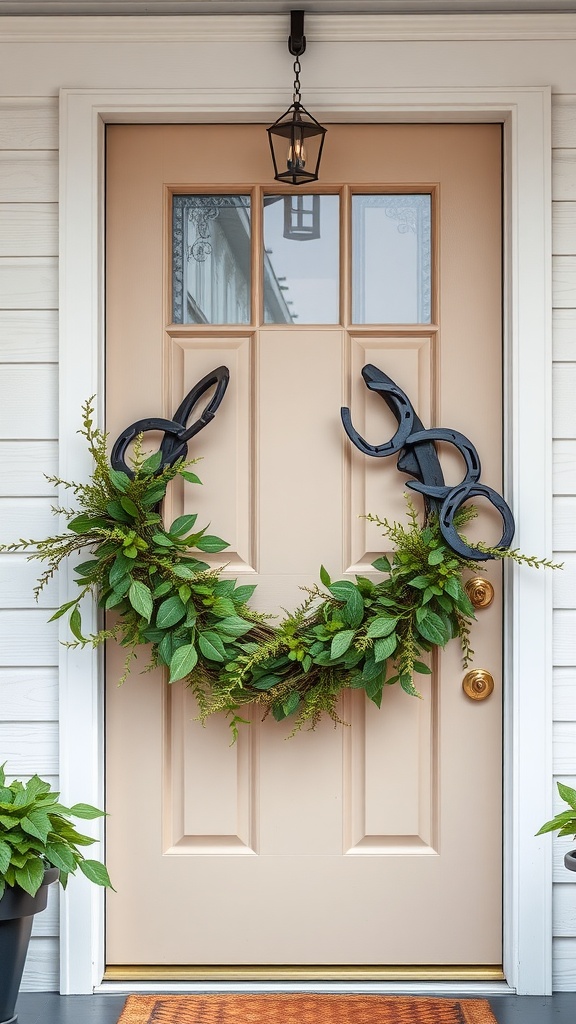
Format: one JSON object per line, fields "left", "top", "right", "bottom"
{"left": 13, "top": 992, "right": 576, "bottom": 1023}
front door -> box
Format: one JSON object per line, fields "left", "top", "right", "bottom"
{"left": 105, "top": 123, "right": 503, "bottom": 975}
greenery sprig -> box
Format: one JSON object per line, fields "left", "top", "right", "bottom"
{"left": 2, "top": 399, "right": 561, "bottom": 739}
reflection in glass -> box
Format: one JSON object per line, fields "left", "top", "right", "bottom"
{"left": 172, "top": 195, "right": 251, "bottom": 324}
{"left": 263, "top": 194, "right": 339, "bottom": 324}
{"left": 352, "top": 195, "right": 431, "bottom": 324}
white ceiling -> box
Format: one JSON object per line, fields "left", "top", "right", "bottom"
{"left": 1, "top": 0, "right": 576, "bottom": 13}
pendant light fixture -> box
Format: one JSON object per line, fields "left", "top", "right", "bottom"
{"left": 267, "top": 10, "right": 327, "bottom": 186}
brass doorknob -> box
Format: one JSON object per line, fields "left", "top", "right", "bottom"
{"left": 465, "top": 577, "right": 495, "bottom": 609}
{"left": 462, "top": 669, "right": 495, "bottom": 701}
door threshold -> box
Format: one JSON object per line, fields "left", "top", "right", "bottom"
{"left": 102, "top": 964, "right": 507, "bottom": 990}
{"left": 98, "top": 978, "right": 513, "bottom": 997}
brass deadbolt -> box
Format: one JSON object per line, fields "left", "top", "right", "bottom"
{"left": 462, "top": 669, "right": 495, "bottom": 701}
{"left": 465, "top": 577, "right": 495, "bottom": 609}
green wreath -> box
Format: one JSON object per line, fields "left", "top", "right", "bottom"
{"left": 3, "top": 400, "right": 559, "bottom": 740}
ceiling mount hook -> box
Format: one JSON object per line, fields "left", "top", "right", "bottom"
{"left": 288, "top": 9, "right": 306, "bottom": 57}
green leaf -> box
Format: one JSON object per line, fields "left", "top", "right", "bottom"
{"left": 120, "top": 496, "right": 139, "bottom": 518}
{"left": 48, "top": 599, "right": 79, "bottom": 623}
{"left": 407, "top": 575, "right": 430, "bottom": 590}
{"left": 156, "top": 595, "right": 186, "bottom": 629}
{"left": 428, "top": 547, "right": 445, "bottom": 565}
{"left": 374, "top": 633, "right": 397, "bottom": 663}
{"left": 68, "top": 803, "right": 106, "bottom": 820}
{"left": 109, "top": 552, "right": 132, "bottom": 587}
{"left": 106, "top": 499, "right": 133, "bottom": 523}
{"left": 328, "top": 580, "right": 358, "bottom": 603}
{"left": 443, "top": 576, "right": 460, "bottom": 600}
{"left": 365, "top": 679, "right": 384, "bottom": 708}
{"left": 158, "top": 633, "right": 173, "bottom": 666}
{"left": 211, "top": 597, "right": 236, "bottom": 618}
{"left": 20, "top": 810, "right": 51, "bottom": 844}
{"left": 140, "top": 484, "right": 167, "bottom": 508}
{"left": 68, "top": 514, "right": 109, "bottom": 535}
{"left": 152, "top": 533, "right": 174, "bottom": 548}
{"left": 69, "top": 607, "right": 86, "bottom": 643}
{"left": 233, "top": 585, "right": 257, "bottom": 604}
{"left": 216, "top": 616, "right": 253, "bottom": 638}
{"left": 14, "top": 858, "right": 45, "bottom": 896}
{"left": 251, "top": 674, "right": 281, "bottom": 691}
{"left": 416, "top": 611, "right": 448, "bottom": 646}
{"left": 79, "top": 859, "right": 113, "bottom": 888}
{"left": 371, "top": 555, "right": 391, "bottom": 573}
{"left": 140, "top": 451, "right": 163, "bottom": 476}
{"left": 400, "top": 675, "right": 422, "bottom": 698}
{"left": 169, "top": 643, "right": 199, "bottom": 683}
{"left": 558, "top": 782, "right": 576, "bottom": 811}
{"left": 330, "top": 629, "right": 356, "bottom": 660}
{"left": 215, "top": 580, "right": 235, "bottom": 597}
{"left": 319, "top": 564, "right": 331, "bottom": 588}
{"left": 344, "top": 589, "right": 365, "bottom": 629}
{"left": 172, "top": 561, "right": 209, "bottom": 578}
{"left": 152, "top": 581, "right": 172, "bottom": 598}
{"left": 195, "top": 534, "right": 229, "bottom": 553}
{"left": 362, "top": 657, "right": 384, "bottom": 683}
{"left": 367, "top": 615, "right": 398, "bottom": 639}
{"left": 180, "top": 470, "right": 202, "bottom": 485}
{"left": 0, "top": 840, "right": 11, "bottom": 874}
{"left": 272, "top": 702, "right": 287, "bottom": 722}
{"left": 413, "top": 660, "right": 432, "bottom": 675}
{"left": 169, "top": 514, "right": 198, "bottom": 536}
{"left": 282, "top": 691, "right": 300, "bottom": 717}
{"left": 198, "top": 631, "right": 227, "bottom": 662}
{"left": 74, "top": 559, "right": 101, "bottom": 578}
{"left": 109, "top": 468, "right": 131, "bottom": 493}
{"left": 46, "top": 841, "right": 77, "bottom": 873}
{"left": 128, "top": 580, "right": 153, "bottom": 622}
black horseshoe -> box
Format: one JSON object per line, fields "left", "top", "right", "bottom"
{"left": 342, "top": 364, "right": 515, "bottom": 561}
{"left": 110, "top": 365, "right": 230, "bottom": 479}
{"left": 438, "top": 482, "right": 516, "bottom": 560}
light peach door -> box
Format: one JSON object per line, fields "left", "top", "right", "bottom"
{"left": 105, "top": 124, "right": 503, "bottom": 975}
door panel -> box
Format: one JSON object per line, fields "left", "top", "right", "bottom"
{"left": 105, "top": 124, "right": 502, "bottom": 969}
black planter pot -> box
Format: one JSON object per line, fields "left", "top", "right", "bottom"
{"left": 565, "top": 850, "right": 576, "bottom": 872}
{"left": 0, "top": 868, "right": 59, "bottom": 1024}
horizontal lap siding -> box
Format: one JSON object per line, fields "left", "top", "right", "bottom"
{"left": 552, "top": 95, "right": 576, "bottom": 990}
{"left": 0, "top": 97, "right": 60, "bottom": 991}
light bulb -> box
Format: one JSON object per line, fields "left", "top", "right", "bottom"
{"left": 287, "top": 134, "right": 306, "bottom": 172}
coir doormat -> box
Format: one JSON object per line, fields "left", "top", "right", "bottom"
{"left": 117, "top": 994, "right": 498, "bottom": 1024}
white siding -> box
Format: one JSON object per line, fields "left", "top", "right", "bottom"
{"left": 0, "top": 96, "right": 60, "bottom": 991}
{"left": 552, "top": 93, "right": 576, "bottom": 992}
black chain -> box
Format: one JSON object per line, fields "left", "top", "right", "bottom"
{"left": 293, "top": 58, "right": 302, "bottom": 104}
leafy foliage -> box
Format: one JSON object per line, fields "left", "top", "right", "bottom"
{"left": 0, "top": 764, "right": 112, "bottom": 898}
{"left": 536, "top": 782, "right": 576, "bottom": 841}
{"left": 2, "top": 399, "right": 561, "bottom": 740}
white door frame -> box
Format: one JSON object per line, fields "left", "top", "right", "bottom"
{"left": 58, "top": 83, "right": 553, "bottom": 995}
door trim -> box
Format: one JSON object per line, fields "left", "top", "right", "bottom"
{"left": 59, "top": 84, "right": 552, "bottom": 995}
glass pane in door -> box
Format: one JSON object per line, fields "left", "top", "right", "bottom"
{"left": 172, "top": 195, "right": 251, "bottom": 324}
{"left": 263, "top": 194, "right": 339, "bottom": 324}
{"left": 352, "top": 194, "right": 431, "bottom": 324}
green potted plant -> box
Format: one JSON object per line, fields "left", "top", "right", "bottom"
{"left": 0, "top": 764, "right": 112, "bottom": 1024}
{"left": 536, "top": 781, "right": 576, "bottom": 873}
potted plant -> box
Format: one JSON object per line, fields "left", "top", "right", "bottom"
{"left": 536, "top": 781, "right": 576, "bottom": 873}
{"left": 0, "top": 764, "right": 112, "bottom": 1024}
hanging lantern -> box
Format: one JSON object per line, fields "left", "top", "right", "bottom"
{"left": 267, "top": 10, "right": 327, "bottom": 186}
